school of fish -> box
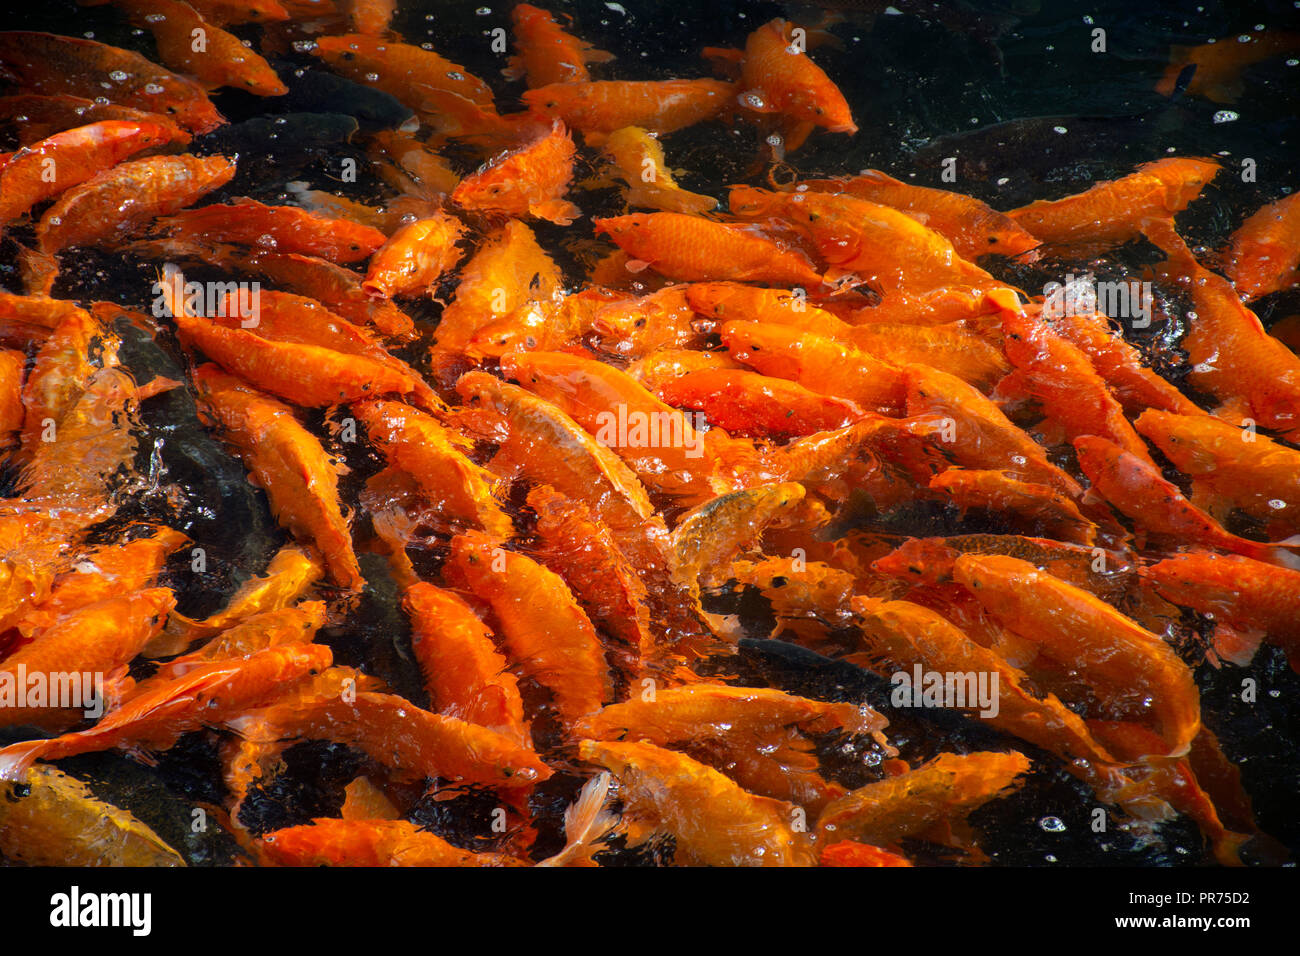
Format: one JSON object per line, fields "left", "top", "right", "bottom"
{"left": 0, "top": 0, "right": 1296, "bottom": 868}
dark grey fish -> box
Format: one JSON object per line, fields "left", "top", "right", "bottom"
{"left": 190, "top": 112, "right": 360, "bottom": 157}
{"left": 273, "top": 65, "right": 415, "bottom": 132}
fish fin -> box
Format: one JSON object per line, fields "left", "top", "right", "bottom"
{"left": 1211, "top": 830, "right": 1253, "bottom": 867}
{"left": 0, "top": 739, "right": 49, "bottom": 782}
{"left": 1210, "top": 623, "right": 1263, "bottom": 668}
{"left": 537, "top": 771, "right": 620, "bottom": 867}
{"left": 583, "top": 46, "right": 616, "bottom": 65}
{"left": 622, "top": 257, "right": 652, "bottom": 274}
{"left": 782, "top": 119, "right": 816, "bottom": 154}
{"left": 530, "top": 199, "right": 582, "bottom": 226}
{"left": 17, "top": 244, "right": 57, "bottom": 297}
{"left": 502, "top": 55, "right": 525, "bottom": 82}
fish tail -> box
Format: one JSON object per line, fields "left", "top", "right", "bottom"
{"left": 537, "top": 771, "right": 619, "bottom": 867}
{"left": 0, "top": 738, "right": 50, "bottom": 782}
{"left": 1211, "top": 829, "right": 1252, "bottom": 867}
{"left": 16, "top": 242, "right": 57, "bottom": 296}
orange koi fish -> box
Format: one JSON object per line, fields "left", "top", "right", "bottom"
{"left": 362, "top": 212, "right": 466, "bottom": 297}
{"left": 728, "top": 186, "right": 994, "bottom": 294}
{"left": 242, "top": 251, "right": 414, "bottom": 338}
{"left": 684, "top": 281, "right": 846, "bottom": 338}
{"left": 1088, "top": 720, "right": 1252, "bottom": 867}
{"left": 730, "top": 18, "right": 856, "bottom": 150}
{"left": 0, "top": 120, "right": 174, "bottom": 227}
{"left": 820, "top": 841, "right": 912, "bottom": 867}
{"left": 1134, "top": 408, "right": 1300, "bottom": 534}
{"left": 816, "top": 751, "right": 1030, "bottom": 847}
{"left": 109, "top": 0, "right": 287, "bottom": 95}
{"left": 430, "top": 219, "right": 563, "bottom": 368}
{"left": 0, "top": 31, "right": 224, "bottom": 133}
{"left": 152, "top": 602, "right": 326, "bottom": 680}
{"left": 844, "top": 323, "right": 1009, "bottom": 392}
{"left": 0, "top": 589, "right": 175, "bottom": 729}
{"left": 342, "top": 0, "right": 394, "bottom": 36}
{"left": 1221, "top": 191, "right": 1300, "bottom": 300}
{"left": 451, "top": 121, "right": 580, "bottom": 225}
{"left": 1039, "top": 308, "right": 1204, "bottom": 418}
{"left": 852, "top": 598, "right": 1113, "bottom": 765}
{"left": 1073, "top": 434, "right": 1288, "bottom": 563}
{"left": 1143, "top": 553, "right": 1300, "bottom": 672}
{"left": 193, "top": 364, "right": 363, "bottom": 589}
{"left": 159, "top": 543, "right": 322, "bottom": 647}
{"left": 17, "top": 367, "right": 157, "bottom": 507}
{"left": 258, "top": 818, "right": 526, "bottom": 867}
{"left": 353, "top": 399, "right": 513, "bottom": 537}
{"left": 17, "top": 308, "right": 120, "bottom": 459}
{"left": 204, "top": 290, "right": 440, "bottom": 411}
{"left": 628, "top": 348, "right": 742, "bottom": 391}
{"left": 903, "top": 363, "right": 1081, "bottom": 496}
{"left": 447, "top": 531, "right": 612, "bottom": 725}
{"left": 657, "top": 368, "right": 863, "bottom": 440}
{"left": 231, "top": 688, "right": 551, "bottom": 786}
{"left": 1007, "top": 157, "right": 1219, "bottom": 250}
{"left": 594, "top": 212, "right": 823, "bottom": 286}
{"left": 578, "top": 683, "right": 885, "bottom": 812}
{"left": 0, "top": 93, "right": 192, "bottom": 146}
{"left": 157, "top": 198, "right": 384, "bottom": 263}
{"left": 501, "top": 350, "right": 760, "bottom": 503}
{"left": 453, "top": 372, "right": 658, "bottom": 543}
{"left": 522, "top": 79, "right": 735, "bottom": 146}
{"left": 872, "top": 534, "right": 1135, "bottom": 607}
{"left": 312, "top": 35, "right": 495, "bottom": 123}
{"left": 1157, "top": 32, "right": 1300, "bottom": 103}
{"left": 720, "top": 320, "right": 905, "bottom": 414}
{"left": 367, "top": 129, "right": 461, "bottom": 200}
{"left": 669, "top": 482, "right": 807, "bottom": 599}
{"left": 798, "top": 169, "right": 1040, "bottom": 261}
{"left": 19, "top": 528, "right": 188, "bottom": 635}
{"left": 403, "top": 582, "right": 529, "bottom": 744}
{"left": 25, "top": 154, "right": 234, "bottom": 293}
{"left": 0, "top": 644, "right": 332, "bottom": 781}
{"left": 1000, "top": 306, "right": 1157, "bottom": 466}
{"left": 579, "top": 739, "right": 815, "bottom": 866}
{"left": 0, "top": 349, "right": 23, "bottom": 444}
{"left": 175, "top": 311, "right": 423, "bottom": 408}
{"left": 1148, "top": 223, "right": 1300, "bottom": 441}
{"left": 598, "top": 126, "right": 716, "bottom": 215}
{"left": 584, "top": 286, "right": 705, "bottom": 360}
{"left": 930, "top": 469, "right": 1098, "bottom": 545}
{"left": 526, "top": 485, "right": 654, "bottom": 663}
{"left": 506, "top": 3, "right": 613, "bottom": 88}
{"left": 953, "top": 553, "right": 1201, "bottom": 756}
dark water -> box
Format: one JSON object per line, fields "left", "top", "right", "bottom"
{"left": 1, "top": 0, "right": 1298, "bottom": 867}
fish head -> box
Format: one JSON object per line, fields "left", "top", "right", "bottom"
{"left": 871, "top": 539, "right": 955, "bottom": 584}
{"left": 728, "top": 184, "right": 785, "bottom": 220}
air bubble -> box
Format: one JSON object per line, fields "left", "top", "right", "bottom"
{"left": 1039, "top": 816, "right": 1066, "bottom": 832}
{"left": 1213, "top": 110, "right": 1240, "bottom": 124}
{"left": 109, "top": 70, "right": 129, "bottom": 81}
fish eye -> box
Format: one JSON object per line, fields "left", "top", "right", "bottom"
{"left": 989, "top": 237, "right": 998, "bottom": 244}
{"left": 342, "top": 52, "right": 355, "bottom": 61}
